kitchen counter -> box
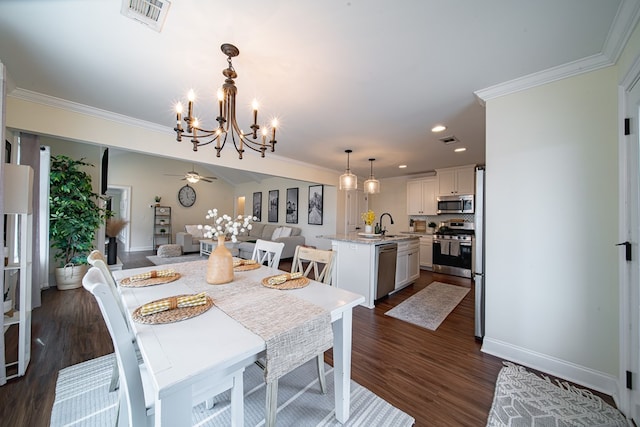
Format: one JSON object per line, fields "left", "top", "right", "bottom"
{"left": 400, "top": 231, "right": 434, "bottom": 236}
{"left": 321, "top": 234, "right": 420, "bottom": 308}
{"left": 320, "top": 233, "right": 418, "bottom": 244}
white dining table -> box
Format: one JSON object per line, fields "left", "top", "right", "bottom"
{"left": 112, "top": 260, "right": 364, "bottom": 427}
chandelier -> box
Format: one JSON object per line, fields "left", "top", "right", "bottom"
{"left": 363, "top": 158, "right": 380, "bottom": 194}
{"left": 174, "top": 43, "right": 278, "bottom": 159}
{"left": 339, "top": 149, "right": 357, "bottom": 191}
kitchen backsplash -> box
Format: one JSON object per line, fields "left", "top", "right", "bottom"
{"left": 409, "top": 213, "right": 475, "bottom": 226}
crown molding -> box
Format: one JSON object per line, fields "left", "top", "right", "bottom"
{"left": 475, "top": 0, "right": 640, "bottom": 104}
{"left": 474, "top": 53, "right": 614, "bottom": 104}
{"left": 8, "top": 87, "right": 171, "bottom": 134}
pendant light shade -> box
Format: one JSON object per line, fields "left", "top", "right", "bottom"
{"left": 363, "top": 158, "right": 380, "bottom": 194}
{"left": 339, "top": 149, "right": 357, "bottom": 191}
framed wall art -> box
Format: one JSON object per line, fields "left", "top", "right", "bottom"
{"left": 252, "top": 192, "right": 262, "bottom": 221}
{"left": 308, "top": 185, "right": 323, "bottom": 225}
{"left": 268, "top": 190, "right": 279, "bottom": 222}
{"left": 286, "top": 187, "right": 298, "bottom": 224}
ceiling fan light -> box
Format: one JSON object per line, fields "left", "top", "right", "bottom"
{"left": 186, "top": 174, "right": 200, "bottom": 183}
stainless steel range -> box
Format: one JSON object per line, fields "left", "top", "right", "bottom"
{"left": 433, "top": 220, "right": 473, "bottom": 278}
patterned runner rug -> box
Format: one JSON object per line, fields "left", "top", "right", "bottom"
{"left": 50, "top": 354, "right": 415, "bottom": 427}
{"left": 384, "top": 281, "right": 469, "bottom": 330}
{"left": 486, "top": 362, "right": 627, "bottom": 426}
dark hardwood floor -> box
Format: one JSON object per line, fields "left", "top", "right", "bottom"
{"left": 0, "top": 250, "right": 615, "bottom": 426}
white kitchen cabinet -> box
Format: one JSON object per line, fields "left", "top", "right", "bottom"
{"left": 436, "top": 165, "right": 475, "bottom": 196}
{"left": 395, "top": 239, "right": 420, "bottom": 290}
{"left": 419, "top": 235, "right": 433, "bottom": 269}
{"left": 406, "top": 177, "right": 437, "bottom": 215}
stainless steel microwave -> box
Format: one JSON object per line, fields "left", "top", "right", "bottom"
{"left": 437, "top": 195, "right": 474, "bottom": 214}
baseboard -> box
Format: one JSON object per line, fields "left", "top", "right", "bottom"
{"left": 129, "top": 245, "right": 154, "bottom": 252}
{"left": 482, "top": 336, "right": 620, "bottom": 404}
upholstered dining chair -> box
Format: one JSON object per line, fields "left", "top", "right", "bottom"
{"left": 251, "top": 239, "right": 285, "bottom": 268}
{"left": 82, "top": 267, "right": 244, "bottom": 426}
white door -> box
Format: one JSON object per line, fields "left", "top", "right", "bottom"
{"left": 345, "top": 190, "right": 367, "bottom": 233}
{"left": 621, "top": 67, "right": 640, "bottom": 421}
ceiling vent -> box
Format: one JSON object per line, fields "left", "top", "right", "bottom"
{"left": 121, "top": 0, "right": 171, "bottom": 32}
{"left": 438, "top": 135, "right": 459, "bottom": 145}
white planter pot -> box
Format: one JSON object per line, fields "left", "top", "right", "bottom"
{"left": 3, "top": 299, "right": 12, "bottom": 314}
{"left": 55, "top": 264, "right": 88, "bottom": 290}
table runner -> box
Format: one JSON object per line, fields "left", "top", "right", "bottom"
{"left": 160, "top": 260, "right": 333, "bottom": 383}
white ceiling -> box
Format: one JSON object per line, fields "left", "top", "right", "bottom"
{"left": 0, "top": 0, "right": 633, "bottom": 181}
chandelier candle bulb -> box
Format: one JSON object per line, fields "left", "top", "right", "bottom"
{"left": 217, "top": 89, "right": 223, "bottom": 117}
{"left": 187, "top": 89, "right": 195, "bottom": 120}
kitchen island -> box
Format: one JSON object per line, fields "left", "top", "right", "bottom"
{"left": 321, "top": 234, "right": 420, "bottom": 308}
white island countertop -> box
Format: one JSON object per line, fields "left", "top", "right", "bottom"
{"left": 320, "top": 233, "right": 418, "bottom": 244}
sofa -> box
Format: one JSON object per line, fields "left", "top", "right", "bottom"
{"left": 175, "top": 225, "right": 206, "bottom": 253}
{"left": 236, "top": 223, "right": 305, "bottom": 260}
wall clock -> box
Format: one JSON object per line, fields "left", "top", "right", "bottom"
{"left": 178, "top": 184, "right": 196, "bottom": 207}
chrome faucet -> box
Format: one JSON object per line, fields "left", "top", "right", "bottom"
{"left": 379, "top": 212, "right": 394, "bottom": 235}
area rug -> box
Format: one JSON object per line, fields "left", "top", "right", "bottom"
{"left": 146, "top": 253, "right": 206, "bottom": 265}
{"left": 384, "top": 281, "right": 469, "bottom": 331}
{"left": 486, "top": 362, "right": 626, "bottom": 426}
{"left": 50, "top": 354, "right": 415, "bottom": 427}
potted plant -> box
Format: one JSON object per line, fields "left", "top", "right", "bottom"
{"left": 428, "top": 221, "right": 437, "bottom": 233}
{"left": 155, "top": 195, "right": 162, "bottom": 206}
{"left": 49, "top": 155, "right": 108, "bottom": 290}
{"left": 160, "top": 228, "right": 166, "bottom": 234}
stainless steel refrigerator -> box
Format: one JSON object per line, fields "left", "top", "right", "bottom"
{"left": 474, "top": 167, "right": 485, "bottom": 339}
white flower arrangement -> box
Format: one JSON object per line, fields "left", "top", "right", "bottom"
{"left": 198, "top": 209, "right": 255, "bottom": 243}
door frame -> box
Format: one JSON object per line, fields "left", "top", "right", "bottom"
{"left": 619, "top": 51, "right": 640, "bottom": 420}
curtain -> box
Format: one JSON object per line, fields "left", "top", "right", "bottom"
{"left": 18, "top": 133, "right": 41, "bottom": 308}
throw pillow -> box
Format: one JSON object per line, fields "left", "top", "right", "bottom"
{"left": 185, "top": 225, "right": 204, "bottom": 239}
{"left": 271, "top": 226, "right": 283, "bottom": 240}
{"left": 279, "top": 227, "right": 292, "bottom": 238}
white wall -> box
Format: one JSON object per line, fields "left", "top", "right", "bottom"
{"left": 107, "top": 151, "right": 235, "bottom": 250}
{"left": 234, "top": 177, "right": 337, "bottom": 250}
{"left": 483, "top": 66, "right": 619, "bottom": 392}
{"left": 41, "top": 138, "right": 236, "bottom": 251}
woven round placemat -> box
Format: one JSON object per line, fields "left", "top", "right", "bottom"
{"left": 120, "top": 273, "right": 181, "bottom": 287}
{"left": 132, "top": 295, "right": 214, "bottom": 324}
{"left": 261, "top": 275, "right": 310, "bottom": 290}
{"left": 234, "top": 263, "right": 261, "bottom": 272}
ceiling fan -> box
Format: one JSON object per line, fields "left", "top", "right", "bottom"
{"left": 164, "top": 166, "right": 217, "bottom": 183}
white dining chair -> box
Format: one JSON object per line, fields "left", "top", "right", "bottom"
{"left": 87, "top": 250, "right": 128, "bottom": 392}
{"left": 251, "top": 239, "right": 285, "bottom": 268}
{"left": 261, "top": 246, "right": 337, "bottom": 427}
{"left": 82, "top": 267, "right": 244, "bottom": 426}
{"left": 291, "top": 245, "right": 335, "bottom": 285}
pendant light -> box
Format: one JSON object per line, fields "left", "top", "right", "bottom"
{"left": 364, "top": 158, "right": 380, "bottom": 194}
{"left": 339, "top": 149, "right": 357, "bottom": 190}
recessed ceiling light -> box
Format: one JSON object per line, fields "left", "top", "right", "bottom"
{"left": 431, "top": 125, "right": 447, "bottom": 133}
{"left": 399, "top": 164, "right": 407, "bottom": 169}
{"left": 454, "top": 147, "right": 467, "bottom": 153}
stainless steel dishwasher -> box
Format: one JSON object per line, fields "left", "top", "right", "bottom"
{"left": 375, "top": 242, "right": 398, "bottom": 299}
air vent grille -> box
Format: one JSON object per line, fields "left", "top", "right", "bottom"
{"left": 438, "top": 135, "right": 459, "bottom": 145}
{"left": 121, "top": 0, "right": 171, "bottom": 32}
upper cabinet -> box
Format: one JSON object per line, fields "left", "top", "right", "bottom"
{"left": 435, "top": 165, "right": 475, "bottom": 196}
{"left": 407, "top": 177, "right": 437, "bottom": 215}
